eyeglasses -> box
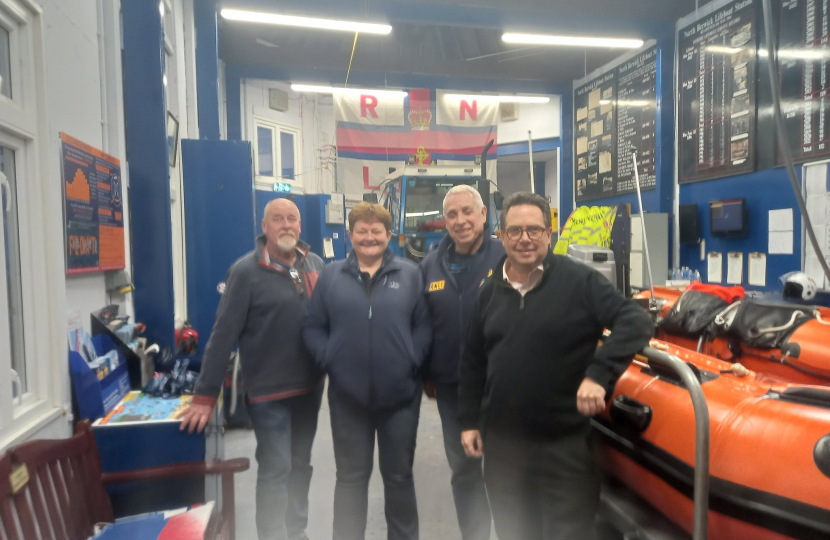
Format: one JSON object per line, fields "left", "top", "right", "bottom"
{"left": 504, "top": 226, "right": 546, "bottom": 240}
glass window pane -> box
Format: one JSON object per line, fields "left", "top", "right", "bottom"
{"left": 1, "top": 146, "right": 24, "bottom": 395}
{"left": 280, "top": 131, "right": 295, "bottom": 180}
{"left": 257, "top": 126, "right": 274, "bottom": 176}
{"left": 403, "top": 177, "right": 471, "bottom": 233}
{"left": 0, "top": 26, "right": 11, "bottom": 99}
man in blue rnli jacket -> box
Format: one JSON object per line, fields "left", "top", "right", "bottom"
{"left": 419, "top": 185, "right": 504, "bottom": 540}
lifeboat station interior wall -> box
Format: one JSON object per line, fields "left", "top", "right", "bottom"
{"left": 561, "top": 0, "right": 809, "bottom": 292}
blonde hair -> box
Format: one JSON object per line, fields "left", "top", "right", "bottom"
{"left": 348, "top": 201, "right": 392, "bottom": 232}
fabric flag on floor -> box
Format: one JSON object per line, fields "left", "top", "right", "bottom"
{"left": 334, "top": 89, "right": 498, "bottom": 199}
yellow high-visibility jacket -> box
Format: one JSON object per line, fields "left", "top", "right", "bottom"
{"left": 553, "top": 205, "right": 618, "bottom": 255}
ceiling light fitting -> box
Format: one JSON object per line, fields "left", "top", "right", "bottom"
{"left": 291, "top": 84, "right": 408, "bottom": 97}
{"left": 502, "top": 33, "right": 643, "bottom": 49}
{"left": 220, "top": 9, "right": 392, "bottom": 34}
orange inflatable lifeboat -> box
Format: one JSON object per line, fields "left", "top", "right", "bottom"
{"left": 635, "top": 286, "right": 830, "bottom": 386}
{"left": 595, "top": 339, "right": 830, "bottom": 540}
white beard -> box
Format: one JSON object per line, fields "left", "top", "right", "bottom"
{"left": 277, "top": 235, "right": 298, "bottom": 252}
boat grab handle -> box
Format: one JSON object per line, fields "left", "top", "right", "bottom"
{"left": 641, "top": 346, "right": 711, "bottom": 540}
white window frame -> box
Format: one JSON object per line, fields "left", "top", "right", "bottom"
{"left": 0, "top": 0, "right": 66, "bottom": 448}
{"left": 164, "top": 0, "right": 188, "bottom": 326}
{"left": 253, "top": 115, "right": 302, "bottom": 190}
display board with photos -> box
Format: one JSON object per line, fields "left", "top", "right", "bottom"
{"left": 677, "top": 0, "right": 757, "bottom": 183}
{"left": 573, "top": 43, "right": 658, "bottom": 202}
{"left": 778, "top": 0, "right": 830, "bottom": 164}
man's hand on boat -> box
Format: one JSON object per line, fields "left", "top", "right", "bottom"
{"left": 576, "top": 377, "right": 606, "bottom": 416}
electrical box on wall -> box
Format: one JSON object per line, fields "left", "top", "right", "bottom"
{"left": 326, "top": 193, "right": 345, "bottom": 225}
{"left": 499, "top": 102, "right": 518, "bottom": 122}
{"left": 269, "top": 88, "right": 289, "bottom": 112}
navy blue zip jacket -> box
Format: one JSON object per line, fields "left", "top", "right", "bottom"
{"left": 419, "top": 235, "right": 504, "bottom": 385}
{"left": 302, "top": 249, "right": 432, "bottom": 409}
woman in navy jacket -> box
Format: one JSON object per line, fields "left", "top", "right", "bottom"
{"left": 303, "top": 202, "right": 432, "bottom": 540}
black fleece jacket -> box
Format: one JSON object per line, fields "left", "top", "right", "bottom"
{"left": 458, "top": 251, "right": 652, "bottom": 439}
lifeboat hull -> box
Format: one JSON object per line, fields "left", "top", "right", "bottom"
{"left": 595, "top": 340, "right": 830, "bottom": 540}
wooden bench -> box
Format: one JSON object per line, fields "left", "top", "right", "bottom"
{"left": 0, "top": 421, "right": 249, "bottom": 540}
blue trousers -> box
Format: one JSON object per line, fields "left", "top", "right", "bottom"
{"left": 328, "top": 386, "right": 422, "bottom": 540}
{"left": 435, "top": 384, "right": 492, "bottom": 540}
{"left": 247, "top": 385, "right": 324, "bottom": 540}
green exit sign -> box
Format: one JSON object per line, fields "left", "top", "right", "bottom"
{"left": 273, "top": 182, "right": 292, "bottom": 193}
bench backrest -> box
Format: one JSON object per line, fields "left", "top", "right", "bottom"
{"left": 0, "top": 421, "right": 113, "bottom": 540}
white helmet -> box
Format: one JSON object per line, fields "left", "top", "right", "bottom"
{"left": 782, "top": 271, "right": 817, "bottom": 301}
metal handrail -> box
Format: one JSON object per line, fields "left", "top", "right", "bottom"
{"left": 641, "top": 346, "right": 710, "bottom": 540}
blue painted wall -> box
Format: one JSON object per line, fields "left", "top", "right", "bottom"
{"left": 195, "top": 0, "right": 220, "bottom": 140}
{"left": 678, "top": 168, "right": 801, "bottom": 291}
{"left": 181, "top": 139, "right": 255, "bottom": 369}
{"left": 122, "top": 0, "right": 175, "bottom": 349}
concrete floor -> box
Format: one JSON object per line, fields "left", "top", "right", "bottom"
{"left": 225, "top": 388, "right": 469, "bottom": 540}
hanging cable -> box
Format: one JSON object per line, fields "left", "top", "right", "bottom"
{"left": 760, "top": 0, "right": 830, "bottom": 285}
{"left": 345, "top": 31, "right": 359, "bottom": 88}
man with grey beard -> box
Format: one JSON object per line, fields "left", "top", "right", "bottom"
{"left": 181, "top": 198, "right": 326, "bottom": 540}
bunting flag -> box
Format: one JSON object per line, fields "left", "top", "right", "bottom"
{"left": 335, "top": 89, "right": 498, "bottom": 197}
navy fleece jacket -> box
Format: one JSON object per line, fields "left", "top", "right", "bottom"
{"left": 302, "top": 250, "right": 432, "bottom": 409}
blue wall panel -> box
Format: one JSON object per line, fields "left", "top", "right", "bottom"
{"left": 679, "top": 168, "right": 802, "bottom": 291}
{"left": 181, "top": 140, "right": 255, "bottom": 368}
{"left": 195, "top": 0, "right": 220, "bottom": 140}
{"left": 560, "top": 86, "right": 574, "bottom": 220}
{"left": 122, "top": 0, "right": 174, "bottom": 349}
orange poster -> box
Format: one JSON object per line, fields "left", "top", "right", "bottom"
{"left": 61, "top": 133, "right": 125, "bottom": 273}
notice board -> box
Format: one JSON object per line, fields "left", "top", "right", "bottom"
{"left": 61, "top": 132, "right": 125, "bottom": 274}
{"left": 678, "top": 0, "right": 758, "bottom": 183}
{"left": 616, "top": 46, "right": 659, "bottom": 194}
{"left": 778, "top": 0, "right": 830, "bottom": 164}
{"left": 573, "top": 43, "right": 658, "bottom": 202}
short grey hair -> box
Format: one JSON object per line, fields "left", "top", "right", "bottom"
{"left": 443, "top": 184, "right": 485, "bottom": 212}
{"left": 500, "top": 192, "right": 551, "bottom": 228}
{"left": 263, "top": 197, "right": 300, "bottom": 220}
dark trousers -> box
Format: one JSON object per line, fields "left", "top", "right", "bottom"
{"left": 435, "top": 384, "right": 491, "bottom": 540}
{"left": 482, "top": 428, "right": 600, "bottom": 540}
{"left": 328, "top": 385, "right": 422, "bottom": 540}
{"left": 247, "top": 385, "right": 324, "bottom": 540}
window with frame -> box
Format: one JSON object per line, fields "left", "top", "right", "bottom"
{"left": 0, "top": 0, "right": 63, "bottom": 444}
{"left": 253, "top": 117, "right": 301, "bottom": 188}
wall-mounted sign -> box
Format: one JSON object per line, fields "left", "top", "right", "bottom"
{"left": 573, "top": 43, "right": 658, "bottom": 202}
{"left": 777, "top": 0, "right": 830, "bottom": 165}
{"left": 273, "top": 182, "right": 292, "bottom": 193}
{"left": 61, "top": 133, "right": 125, "bottom": 274}
{"left": 677, "top": 0, "right": 757, "bottom": 183}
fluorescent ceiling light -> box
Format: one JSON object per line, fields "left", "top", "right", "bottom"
{"left": 503, "top": 33, "right": 643, "bottom": 49}
{"left": 291, "top": 84, "right": 408, "bottom": 97}
{"left": 220, "top": 9, "right": 392, "bottom": 34}
{"left": 406, "top": 211, "right": 441, "bottom": 217}
{"left": 445, "top": 94, "right": 550, "bottom": 103}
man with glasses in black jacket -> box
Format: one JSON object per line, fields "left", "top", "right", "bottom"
{"left": 458, "top": 192, "right": 652, "bottom": 540}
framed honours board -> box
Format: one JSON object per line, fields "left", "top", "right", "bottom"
{"left": 678, "top": 0, "right": 758, "bottom": 183}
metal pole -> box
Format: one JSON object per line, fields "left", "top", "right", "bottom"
{"left": 642, "top": 346, "right": 710, "bottom": 540}
{"left": 528, "top": 130, "right": 535, "bottom": 193}
{"left": 632, "top": 152, "right": 657, "bottom": 308}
